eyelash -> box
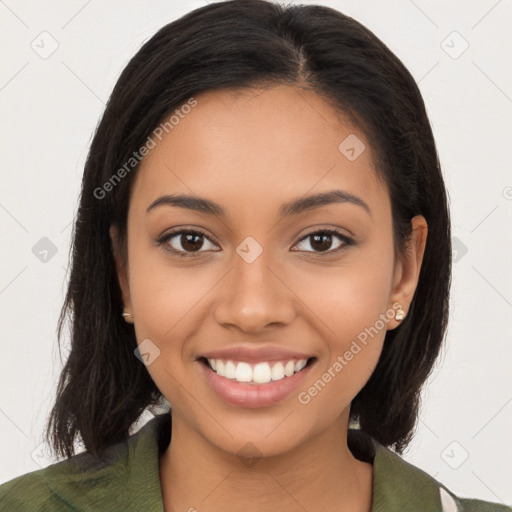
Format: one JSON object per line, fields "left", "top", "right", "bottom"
{"left": 156, "top": 227, "right": 355, "bottom": 259}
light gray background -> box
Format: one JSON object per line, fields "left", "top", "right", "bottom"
{"left": 1, "top": 0, "right": 511, "bottom": 504}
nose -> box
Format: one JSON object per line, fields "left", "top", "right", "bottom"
{"left": 213, "top": 247, "right": 296, "bottom": 333}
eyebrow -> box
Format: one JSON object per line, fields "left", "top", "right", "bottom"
{"left": 146, "top": 189, "right": 371, "bottom": 218}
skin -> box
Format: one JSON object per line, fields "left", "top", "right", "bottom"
{"left": 110, "top": 85, "right": 427, "bottom": 512}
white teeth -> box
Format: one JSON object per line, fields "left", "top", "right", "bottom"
{"left": 207, "top": 358, "right": 309, "bottom": 384}
{"left": 284, "top": 361, "right": 295, "bottom": 377}
{"left": 224, "top": 360, "right": 236, "bottom": 379}
{"left": 295, "top": 360, "right": 307, "bottom": 372}
{"left": 235, "top": 362, "right": 252, "bottom": 382}
{"left": 271, "top": 362, "right": 285, "bottom": 381}
{"left": 253, "top": 362, "right": 272, "bottom": 384}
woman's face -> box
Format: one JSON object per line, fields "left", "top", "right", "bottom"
{"left": 111, "top": 85, "right": 426, "bottom": 458}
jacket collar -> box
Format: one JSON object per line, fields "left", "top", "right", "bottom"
{"left": 369, "top": 437, "right": 451, "bottom": 511}
{"left": 44, "top": 413, "right": 454, "bottom": 511}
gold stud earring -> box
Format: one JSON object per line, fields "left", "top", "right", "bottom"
{"left": 122, "top": 310, "right": 134, "bottom": 323}
{"left": 395, "top": 308, "right": 406, "bottom": 321}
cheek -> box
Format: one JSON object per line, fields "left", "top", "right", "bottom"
{"left": 292, "top": 240, "right": 395, "bottom": 351}
{"left": 127, "top": 236, "right": 214, "bottom": 348}
{"left": 291, "top": 240, "right": 395, "bottom": 408}
{"left": 127, "top": 258, "right": 207, "bottom": 407}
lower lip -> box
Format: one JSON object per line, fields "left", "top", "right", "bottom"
{"left": 197, "top": 359, "right": 314, "bottom": 409}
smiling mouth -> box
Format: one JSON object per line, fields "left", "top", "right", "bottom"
{"left": 198, "top": 356, "right": 316, "bottom": 385}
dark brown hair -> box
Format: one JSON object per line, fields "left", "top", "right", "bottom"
{"left": 47, "top": 0, "right": 451, "bottom": 458}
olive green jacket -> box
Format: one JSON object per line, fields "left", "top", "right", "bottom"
{"left": 0, "top": 413, "right": 510, "bottom": 511}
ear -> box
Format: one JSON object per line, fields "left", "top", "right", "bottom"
{"left": 387, "top": 215, "right": 428, "bottom": 329}
{"left": 109, "top": 225, "right": 132, "bottom": 314}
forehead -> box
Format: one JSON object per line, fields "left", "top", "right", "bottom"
{"left": 130, "top": 85, "right": 388, "bottom": 219}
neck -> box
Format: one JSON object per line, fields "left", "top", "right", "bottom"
{"left": 159, "top": 412, "right": 373, "bottom": 512}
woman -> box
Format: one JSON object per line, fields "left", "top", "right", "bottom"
{"left": 0, "top": 0, "right": 509, "bottom": 510}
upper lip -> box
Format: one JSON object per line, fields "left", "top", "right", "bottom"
{"left": 199, "top": 346, "right": 315, "bottom": 363}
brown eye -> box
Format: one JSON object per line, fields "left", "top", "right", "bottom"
{"left": 157, "top": 230, "right": 219, "bottom": 257}
{"left": 309, "top": 233, "right": 336, "bottom": 252}
{"left": 179, "top": 233, "right": 205, "bottom": 252}
{"left": 293, "top": 229, "right": 354, "bottom": 254}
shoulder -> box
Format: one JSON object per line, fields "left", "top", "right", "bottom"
{"left": 458, "top": 497, "right": 512, "bottom": 512}
{"left": 0, "top": 413, "right": 170, "bottom": 512}
{"left": 370, "top": 438, "right": 512, "bottom": 512}
{"left": 0, "top": 442, "right": 132, "bottom": 512}
{"left": 0, "top": 466, "right": 58, "bottom": 511}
